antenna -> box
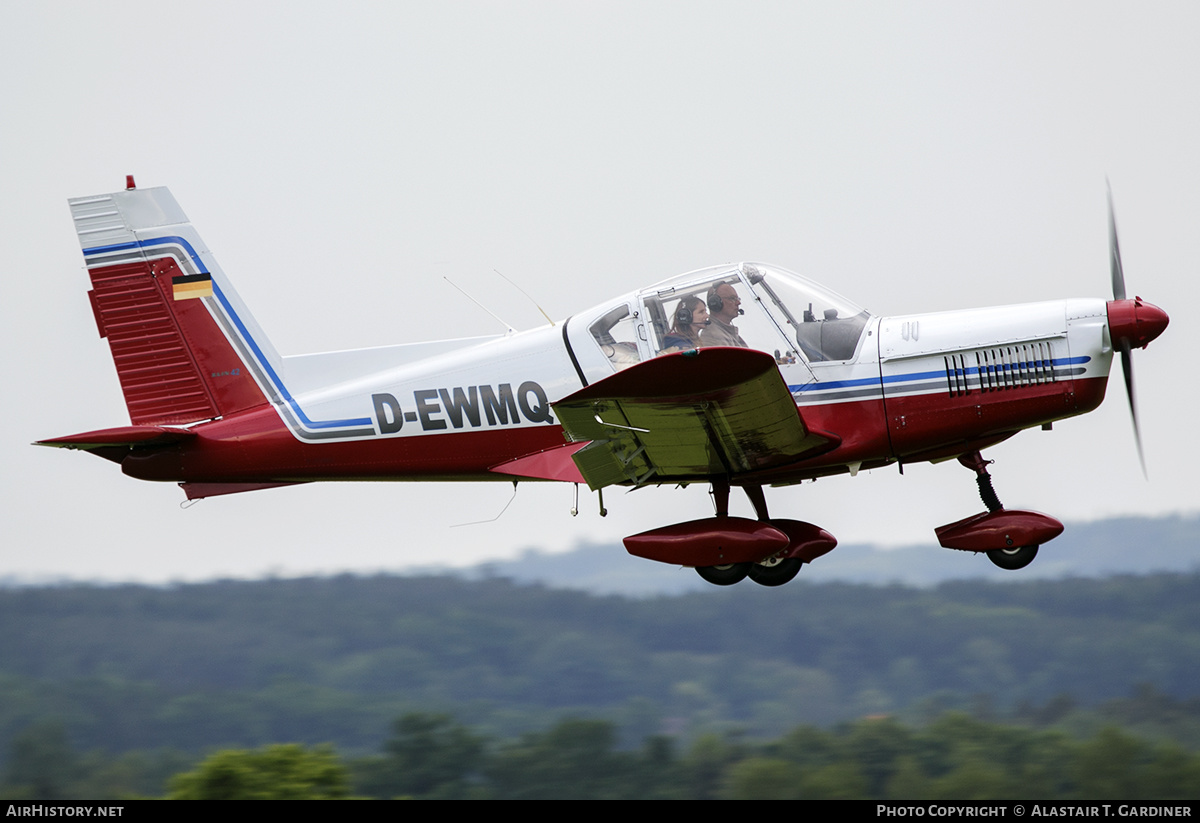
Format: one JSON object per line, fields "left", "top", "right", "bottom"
{"left": 451, "top": 481, "right": 519, "bottom": 527}
{"left": 494, "top": 269, "right": 555, "bottom": 327}
{"left": 442, "top": 277, "right": 516, "bottom": 333}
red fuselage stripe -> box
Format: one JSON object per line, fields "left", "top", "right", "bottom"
{"left": 119, "top": 377, "right": 1108, "bottom": 485}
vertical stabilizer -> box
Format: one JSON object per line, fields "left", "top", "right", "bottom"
{"left": 69, "top": 185, "right": 279, "bottom": 425}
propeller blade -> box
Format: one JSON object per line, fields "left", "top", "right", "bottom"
{"left": 1108, "top": 182, "right": 1126, "bottom": 301}
{"left": 1107, "top": 183, "right": 1155, "bottom": 477}
{"left": 1118, "top": 339, "right": 1147, "bottom": 478}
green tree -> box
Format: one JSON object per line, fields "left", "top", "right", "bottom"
{"left": 885, "top": 755, "right": 931, "bottom": 799}
{"left": 721, "top": 757, "right": 806, "bottom": 800}
{"left": 1074, "top": 727, "right": 1147, "bottom": 799}
{"left": 2, "top": 722, "right": 79, "bottom": 800}
{"left": 363, "top": 713, "right": 484, "bottom": 799}
{"left": 487, "top": 719, "right": 634, "bottom": 799}
{"left": 678, "top": 732, "right": 748, "bottom": 801}
{"left": 927, "top": 758, "right": 1015, "bottom": 800}
{"left": 799, "top": 762, "right": 871, "bottom": 799}
{"left": 1141, "top": 742, "right": 1200, "bottom": 799}
{"left": 842, "top": 716, "right": 915, "bottom": 797}
{"left": 167, "top": 744, "right": 348, "bottom": 800}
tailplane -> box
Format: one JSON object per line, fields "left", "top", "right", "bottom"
{"left": 68, "top": 180, "right": 279, "bottom": 425}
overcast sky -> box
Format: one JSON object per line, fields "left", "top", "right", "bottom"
{"left": 2, "top": 2, "right": 1196, "bottom": 584}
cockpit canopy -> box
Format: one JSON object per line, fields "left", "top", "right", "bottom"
{"left": 582, "top": 262, "right": 871, "bottom": 374}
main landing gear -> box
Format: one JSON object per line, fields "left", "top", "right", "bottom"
{"left": 747, "top": 555, "right": 805, "bottom": 587}
{"left": 690, "top": 481, "right": 832, "bottom": 588}
{"left": 621, "top": 479, "right": 837, "bottom": 587}
{"left": 933, "top": 452, "right": 1063, "bottom": 571}
{"left": 695, "top": 563, "right": 750, "bottom": 586}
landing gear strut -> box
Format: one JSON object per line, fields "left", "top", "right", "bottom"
{"left": 962, "top": 454, "right": 1038, "bottom": 570}
{"left": 961, "top": 452, "right": 1003, "bottom": 514}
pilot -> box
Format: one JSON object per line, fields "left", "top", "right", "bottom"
{"left": 661, "top": 296, "right": 709, "bottom": 351}
{"left": 700, "top": 282, "right": 748, "bottom": 348}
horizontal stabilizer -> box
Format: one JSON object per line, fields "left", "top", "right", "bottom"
{"left": 34, "top": 425, "right": 195, "bottom": 451}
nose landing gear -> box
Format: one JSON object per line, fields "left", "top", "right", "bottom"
{"left": 934, "top": 452, "right": 1062, "bottom": 571}
{"left": 989, "top": 544, "right": 1040, "bottom": 571}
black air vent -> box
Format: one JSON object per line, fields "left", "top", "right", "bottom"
{"left": 945, "top": 342, "right": 1056, "bottom": 396}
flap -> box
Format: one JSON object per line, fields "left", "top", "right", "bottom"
{"left": 489, "top": 442, "right": 590, "bottom": 483}
{"left": 553, "top": 347, "right": 837, "bottom": 490}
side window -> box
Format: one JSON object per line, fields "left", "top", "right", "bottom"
{"left": 589, "top": 304, "right": 643, "bottom": 371}
{"left": 642, "top": 278, "right": 799, "bottom": 364}
{"left": 697, "top": 278, "right": 796, "bottom": 364}
{"left": 641, "top": 296, "right": 672, "bottom": 353}
{"left": 650, "top": 291, "right": 707, "bottom": 356}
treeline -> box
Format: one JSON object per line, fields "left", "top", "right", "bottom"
{"left": 7, "top": 712, "right": 1200, "bottom": 799}
{"left": 2, "top": 573, "right": 1200, "bottom": 756}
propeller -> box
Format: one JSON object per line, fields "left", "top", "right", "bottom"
{"left": 1105, "top": 183, "right": 1169, "bottom": 477}
{"left": 1108, "top": 184, "right": 1126, "bottom": 302}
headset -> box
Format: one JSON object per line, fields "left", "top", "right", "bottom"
{"left": 707, "top": 283, "right": 744, "bottom": 316}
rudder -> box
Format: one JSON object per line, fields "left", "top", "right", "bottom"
{"left": 69, "top": 183, "right": 279, "bottom": 425}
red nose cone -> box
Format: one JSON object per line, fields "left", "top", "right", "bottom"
{"left": 1107, "top": 297, "right": 1169, "bottom": 349}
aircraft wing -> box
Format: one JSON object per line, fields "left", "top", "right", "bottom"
{"left": 553, "top": 347, "right": 838, "bottom": 490}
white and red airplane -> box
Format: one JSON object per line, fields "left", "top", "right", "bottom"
{"left": 38, "top": 178, "right": 1168, "bottom": 586}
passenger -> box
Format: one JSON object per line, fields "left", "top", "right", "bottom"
{"left": 700, "top": 282, "right": 748, "bottom": 348}
{"left": 661, "top": 296, "right": 709, "bottom": 351}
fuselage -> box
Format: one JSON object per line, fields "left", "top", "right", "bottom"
{"left": 119, "top": 270, "right": 1115, "bottom": 490}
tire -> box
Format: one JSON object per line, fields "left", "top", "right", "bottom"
{"left": 987, "top": 544, "right": 1038, "bottom": 570}
{"left": 695, "top": 563, "right": 751, "bottom": 586}
{"left": 747, "top": 557, "right": 803, "bottom": 587}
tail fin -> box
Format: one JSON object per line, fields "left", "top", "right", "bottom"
{"left": 69, "top": 183, "right": 278, "bottom": 425}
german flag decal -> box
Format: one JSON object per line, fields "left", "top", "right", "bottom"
{"left": 172, "top": 272, "right": 213, "bottom": 301}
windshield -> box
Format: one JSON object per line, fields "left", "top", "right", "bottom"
{"left": 742, "top": 263, "right": 870, "bottom": 361}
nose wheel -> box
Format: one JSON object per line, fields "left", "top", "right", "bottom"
{"left": 988, "top": 544, "right": 1039, "bottom": 570}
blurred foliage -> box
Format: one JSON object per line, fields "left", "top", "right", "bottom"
{"left": 166, "top": 744, "right": 348, "bottom": 800}
{"left": 354, "top": 712, "right": 485, "bottom": 799}
{"left": 3, "top": 572, "right": 1200, "bottom": 797}
{"left": 9, "top": 712, "right": 1200, "bottom": 799}
{"left": 2, "top": 573, "right": 1200, "bottom": 755}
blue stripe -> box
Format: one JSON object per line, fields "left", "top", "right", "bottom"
{"left": 83, "top": 238, "right": 372, "bottom": 431}
{"left": 789, "top": 356, "right": 1092, "bottom": 394}
{"left": 210, "top": 282, "right": 372, "bottom": 429}
{"left": 83, "top": 236, "right": 210, "bottom": 274}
